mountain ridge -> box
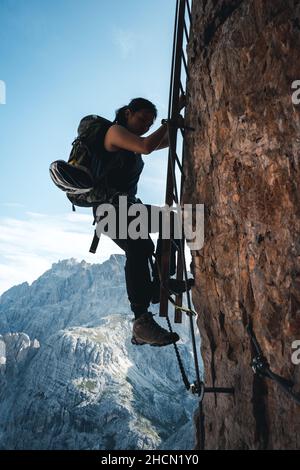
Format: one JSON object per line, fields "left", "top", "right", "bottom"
{"left": 0, "top": 254, "right": 198, "bottom": 450}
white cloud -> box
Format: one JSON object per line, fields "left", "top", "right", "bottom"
{"left": 112, "top": 28, "right": 136, "bottom": 59}
{"left": 0, "top": 211, "right": 123, "bottom": 295}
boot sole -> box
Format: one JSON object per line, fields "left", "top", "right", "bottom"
{"left": 131, "top": 335, "right": 179, "bottom": 347}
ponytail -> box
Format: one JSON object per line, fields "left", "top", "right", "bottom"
{"left": 114, "top": 98, "right": 157, "bottom": 127}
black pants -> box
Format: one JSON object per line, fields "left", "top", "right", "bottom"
{"left": 95, "top": 197, "right": 180, "bottom": 317}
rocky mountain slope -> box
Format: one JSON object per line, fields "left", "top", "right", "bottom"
{"left": 0, "top": 255, "right": 198, "bottom": 450}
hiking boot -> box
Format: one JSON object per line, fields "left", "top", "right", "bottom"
{"left": 131, "top": 336, "right": 147, "bottom": 346}
{"left": 132, "top": 312, "right": 180, "bottom": 347}
{"left": 151, "top": 278, "right": 195, "bottom": 304}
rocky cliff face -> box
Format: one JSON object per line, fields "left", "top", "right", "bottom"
{"left": 0, "top": 255, "right": 197, "bottom": 450}
{"left": 184, "top": 0, "right": 300, "bottom": 449}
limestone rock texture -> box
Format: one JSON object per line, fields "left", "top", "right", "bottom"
{"left": 0, "top": 255, "right": 196, "bottom": 450}
{"left": 184, "top": 0, "right": 300, "bottom": 449}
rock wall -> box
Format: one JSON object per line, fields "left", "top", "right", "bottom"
{"left": 184, "top": 0, "right": 300, "bottom": 449}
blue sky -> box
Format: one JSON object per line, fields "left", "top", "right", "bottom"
{"left": 0, "top": 0, "right": 189, "bottom": 294}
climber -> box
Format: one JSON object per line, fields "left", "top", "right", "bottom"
{"left": 94, "top": 96, "right": 193, "bottom": 347}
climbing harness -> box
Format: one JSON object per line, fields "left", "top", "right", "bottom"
{"left": 247, "top": 323, "right": 300, "bottom": 406}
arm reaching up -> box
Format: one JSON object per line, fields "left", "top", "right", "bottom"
{"left": 104, "top": 121, "right": 168, "bottom": 155}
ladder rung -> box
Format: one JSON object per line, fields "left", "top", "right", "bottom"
{"left": 184, "top": 19, "right": 189, "bottom": 44}
{"left": 186, "top": 0, "right": 192, "bottom": 24}
{"left": 182, "top": 51, "right": 189, "bottom": 79}
{"left": 174, "top": 152, "right": 183, "bottom": 173}
{"left": 180, "top": 81, "right": 185, "bottom": 96}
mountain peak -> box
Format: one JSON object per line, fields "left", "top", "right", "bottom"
{"left": 51, "top": 258, "right": 80, "bottom": 269}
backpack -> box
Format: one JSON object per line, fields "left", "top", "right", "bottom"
{"left": 49, "top": 115, "right": 119, "bottom": 254}
{"left": 49, "top": 115, "right": 117, "bottom": 211}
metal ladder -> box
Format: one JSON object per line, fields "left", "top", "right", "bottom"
{"left": 158, "top": 0, "right": 193, "bottom": 324}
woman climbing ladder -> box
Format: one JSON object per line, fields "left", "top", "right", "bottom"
{"left": 94, "top": 97, "right": 193, "bottom": 347}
